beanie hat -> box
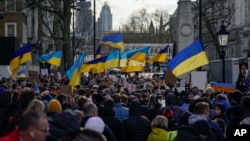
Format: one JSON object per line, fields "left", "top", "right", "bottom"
{"left": 49, "top": 109, "right": 80, "bottom": 137}
{"left": 84, "top": 117, "right": 105, "bottom": 133}
{"left": 48, "top": 99, "right": 62, "bottom": 113}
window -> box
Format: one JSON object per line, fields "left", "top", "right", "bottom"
{"left": 5, "top": 23, "right": 16, "bottom": 37}
{"left": 5, "top": 0, "right": 15, "bottom": 12}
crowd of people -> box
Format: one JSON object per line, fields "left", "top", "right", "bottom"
{"left": 0, "top": 73, "right": 248, "bottom": 141}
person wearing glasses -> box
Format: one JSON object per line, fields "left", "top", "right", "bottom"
{"left": 0, "top": 111, "right": 50, "bottom": 141}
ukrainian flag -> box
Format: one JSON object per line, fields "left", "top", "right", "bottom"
{"left": 167, "top": 40, "right": 209, "bottom": 77}
{"left": 119, "top": 46, "right": 150, "bottom": 67}
{"left": 66, "top": 52, "right": 85, "bottom": 89}
{"left": 147, "top": 46, "right": 169, "bottom": 63}
{"left": 120, "top": 66, "right": 143, "bottom": 73}
{"left": 105, "top": 50, "right": 119, "bottom": 69}
{"left": 9, "top": 44, "right": 32, "bottom": 80}
{"left": 213, "top": 82, "right": 236, "bottom": 93}
{"left": 100, "top": 33, "right": 124, "bottom": 50}
{"left": 119, "top": 50, "right": 134, "bottom": 67}
{"left": 81, "top": 56, "right": 107, "bottom": 73}
{"left": 37, "top": 51, "right": 62, "bottom": 67}
{"left": 126, "top": 46, "right": 150, "bottom": 62}
{"left": 17, "top": 69, "right": 27, "bottom": 78}
{"left": 95, "top": 45, "right": 101, "bottom": 59}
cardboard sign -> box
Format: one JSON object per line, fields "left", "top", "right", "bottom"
{"left": 28, "top": 70, "right": 40, "bottom": 83}
{"left": 164, "top": 69, "right": 177, "bottom": 86}
{"left": 101, "top": 80, "right": 113, "bottom": 87}
{"left": 60, "top": 85, "right": 72, "bottom": 95}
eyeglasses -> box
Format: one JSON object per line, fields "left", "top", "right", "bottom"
{"left": 36, "top": 127, "right": 49, "bottom": 134}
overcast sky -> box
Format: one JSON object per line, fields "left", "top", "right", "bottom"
{"left": 94, "top": 0, "right": 179, "bottom": 30}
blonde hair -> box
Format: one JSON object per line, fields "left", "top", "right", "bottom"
{"left": 23, "top": 99, "right": 45, "bottom": 115}
{"left": 151, "top": 115, "right": 168, "bottom": 130}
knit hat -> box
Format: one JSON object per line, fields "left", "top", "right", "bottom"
{"left": 48, "top": 99, "right": 62, "bottom": 113}
{"left": 84, "top": 117, "right": 105, "bottom": 133}
{"left": 49, "top": 109, "right": 80, "bottom": 137}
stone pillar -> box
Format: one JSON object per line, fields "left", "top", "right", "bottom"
{"left": 175, "top": 0, "right": 194, "bottom": 81}
{"left": 176, "top": 0, "right": 194, "bottom": 53}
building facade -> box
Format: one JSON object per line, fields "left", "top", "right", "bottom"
{"left": 97, "top": 2, "right": 112, "bottom": 38}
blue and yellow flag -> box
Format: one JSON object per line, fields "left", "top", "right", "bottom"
{"left": 119, "top": 46, "right": 150, "bottom": 67}
{"left": 120, "top": 66, "right": 143, "bottom": 73}
{"left": 100, "top": 33, "right": 124, "bottom": 50}
{"left": 147, "top": 46, "right": 168, "bottom": 63}
{"left": 9, "top": 44, "right": 32, "bottom": 80}
{"left": 17, "top": 69, "right": 27, "bottom": 78}
{"left": 95, "top": 45, "right": 101, "bottom": 59}
{"left": 37, "top": 51, "right": 62, "bottom": 67}
{"left": 81, "top": 56, "right": 107, "bottom": 73}
{"left": 119, "top": 50, "right": 134, "bottom": 67}
{"left": 212, "top": 82, "right": 236, "bottom": 93}
{"left": 167, "top": 40, "right": 209, "bottom": 77}
{"left": 66, "top": 52, "right": 85, "bottom": 89}
{"left": 105, "top": 50, "right": 119, "bottom": 69}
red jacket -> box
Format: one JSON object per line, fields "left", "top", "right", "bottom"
{"left": 0, "top": 129, "right": 20, "bottom": 141}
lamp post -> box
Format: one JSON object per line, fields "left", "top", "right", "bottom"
{"left": 217, "top": 21, "right": 229, "bottom": 83}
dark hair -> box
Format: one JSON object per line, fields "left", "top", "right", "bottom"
{"left": 19, "top": 90, "right": 36, "bottom": 108}
{"left": 18, "top": 112, "right": 47, "bottom": 131}
{"left": 242, "top": 96, "right": 250, "bottom": 108}
{"left": 75, "top": 128, "right": 106, "bottom": 141}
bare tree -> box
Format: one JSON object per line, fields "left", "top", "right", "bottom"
{"left": 121, "top": 8, "right": 171, "bottom": 43}
{"left": 25, "top": 0, "right": 76, "bottom": 71}
{"left": 193, "top": 0, "right": 234, "bottom": 49}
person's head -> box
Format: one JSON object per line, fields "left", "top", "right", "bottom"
{"left": 193, "top": 120, "right": 210, "bottom": 141}
{"left": 112, "top": 93, "right": 120, "bottom": 103}
{"left": 242, "top": 95, "right": 250, "bottom": 108}
{"left": 74, "top": 110, "right": 84, "bottom": 124}
{"left": 23, "top": 99, "right": 45, "bottom": 115}
{"left": 48, "top": 99, "right": 62, "bottom": 113}
{"left": 151, "top": 115, "right": 168, "bottom": 130}
{"left": 193, "top": 102, "right": 210, "bottom": 117}
{"left": 74, "top": 128, "right": 107, "bottom": 141}
{"left": 49, "top": 109, "right": 80, "bottom": 141}
{"left": 83, "top": 103, "right": 98, "bottom": 116}
{"left": 18, "top": 112, "right": 49, "bottom": 141}
{"left": 19, "top": 90, "right": 36, "bottom": 109}
{"left": 84, "top": 117, "right": 105, "bottom": 133}
{"left": 214, "top": 104, "right": 226, "bottom": 117}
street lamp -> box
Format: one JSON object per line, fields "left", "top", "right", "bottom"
{"left": 217, "top": 21, "right": 229, "bottom": 83}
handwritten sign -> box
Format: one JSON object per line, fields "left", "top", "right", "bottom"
{"left": 60, "top": 85, "right": 72, "bottom": 95}
{"left": 28, "top": 70, "right": 40, "bottom": 83}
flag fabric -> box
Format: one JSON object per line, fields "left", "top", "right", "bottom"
{"left": 119, "top": 46, "right": 150, "bottom": 67}
{"left": 105, "top": 50, "right": 119, "bottom": 69}
{"left": 9, "top": 44, "right": 32, "bottom": 80}
{"left": 81, "top": 56, "right": 107, "bottom": 73}
{"left": 120, "top": 66, "right": 143, "bottom": 73}
{"left": 147, "top": 46, "right": 169, "bottom": 63}
{"left": 95, "top": 45, "right": 101, "bottom": 59}
{"left": 100, "top": 33, "right": 124, "bottom": 50}
{"left": 213, "top": 82, "right": 236, "bottom": 93}
{"left": 167, "top": 40, "right": 209, "bottom": 77}
{"left": 17, "top": 69, "right": 27, "bottom": 78}
{"left": 119, "top": 50, "right": 134, "bottom": 67}
{"left": 126, "top": 46, "right": 150, "bottom": 62}
{"left": 66, "top": 52, "right": 85, "bottom": 89}
{"left": 37, "top": 51, "right": 62, "bottom": 67}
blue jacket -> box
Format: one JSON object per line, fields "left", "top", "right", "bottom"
{"left": 114, "top": 103, "right": 129, "bottom": 121}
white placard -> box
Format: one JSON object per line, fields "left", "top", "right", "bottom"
{"left": 191, "top": 71, "right": 207, "bottom": 91}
